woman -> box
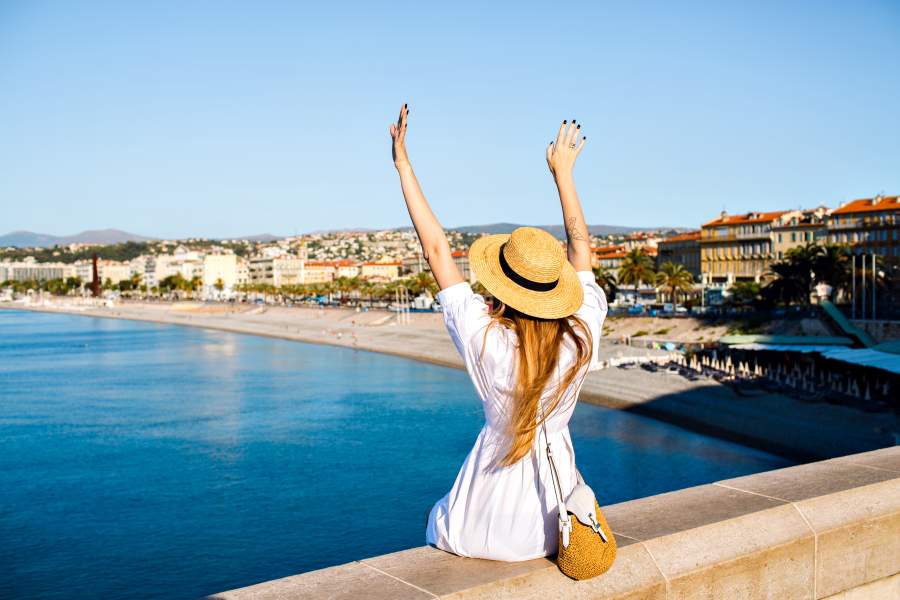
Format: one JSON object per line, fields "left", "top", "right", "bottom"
{"left": 389, "top": 104, "right": 607, "bottom": 561}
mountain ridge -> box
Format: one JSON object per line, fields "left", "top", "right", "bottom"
{"left": 2, "top": 223, "right": 689, "bottom": 248}
{"left": 0, "top": 229, "right": 154, "bottom": 248}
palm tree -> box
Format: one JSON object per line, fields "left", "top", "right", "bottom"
{"left": 189, "top": 275, "right": 203, "bottom": 298}
{"left": 764, "top": 242, "right": 819, "bottom": 306}
{"left": 764, "top": 257, "right": 811, "bottom": 306}
{"left": 655, "top": 262, "right": 694, "bottom": 303}
{"left": 592, "top": 265, "right": 618, "bottom": 303}
{"left": 617, "top": 249, "right": 656, "bottom": 302}
{"left": 408, "top": 271, "right": 438, "bottom": 296}
{"left": 811, "top": 244, "right": 850, "bottom": 296}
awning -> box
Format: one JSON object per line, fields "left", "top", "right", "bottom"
{"left": 729, "top": 344, "right": 900, "bottom": 375}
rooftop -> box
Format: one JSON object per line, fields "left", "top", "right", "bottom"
{"left": 830, "top": 195, "right": 899, "bottom": 216}
{"left": 659, "top": 231, "right": 701, "bottom": 243}
{"left": 703, "top": 211, "right": 790, "bottom": 227}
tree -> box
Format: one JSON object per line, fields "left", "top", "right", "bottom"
{"left": 214, "top": 278, "right": 225, "bottom": 292}
{"left": 617, "top": 249, "right": 656, "bottom": 299}
{"left": 190, "top": 275, "right": 203, "bottom": 298}
{"left": 655, "top": 261, "right": 694, "bottom": 303}
{"left": 763, "top": 242, "right": 822, "bottom": 306}
{"left": 727, "top": 281, "right": 763, "bottom": 308}
{"left": 65, "top": 276, "right": 82, "bottom": 294}
{"left": 592, "top": 265, "right": 618, "bottom": 303}
{"left": 811, "top": 244, "right": 850, "bottom": 295}
{"left": 408, "top": 271, "right": 438, "bottom": 296}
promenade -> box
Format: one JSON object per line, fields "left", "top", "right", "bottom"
{"left": 4, "top": 299, "right": 895, "bottom": 461}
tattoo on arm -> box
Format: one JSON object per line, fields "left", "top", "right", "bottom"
{"left": 565, "top": 217, "right": 585, "bottom": 242}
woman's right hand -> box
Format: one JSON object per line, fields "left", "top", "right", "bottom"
{"left": 389, "top": 103, "right": 410, "bottom": 169}
{"left": 546, "top": 119, "right": 586, "bottom": 179}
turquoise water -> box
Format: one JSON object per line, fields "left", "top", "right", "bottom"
{"left": 0, "top": 310, "right": 792, "bottom": 599}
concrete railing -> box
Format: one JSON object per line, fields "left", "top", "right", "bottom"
{"left": 209, "top": 445, "right": 900, "bottom": 599}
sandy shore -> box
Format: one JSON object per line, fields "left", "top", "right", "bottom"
{"left": 4, "top": 299, "right": 896, "bottom": 461}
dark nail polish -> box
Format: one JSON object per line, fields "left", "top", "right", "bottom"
{"left": 583, "top": 136, "right": 586, "bottom": 140}
{"left": 572, "top": 119, "right": 576, "bottom": 124}
{"left": 577, "top": 124, "right": 581, "bottom": 129}
{"left": 404, "top": 103, "right": 407, "bottom": 108}
{"left": 563, "top": 120, "right": 567, "bottom": 124}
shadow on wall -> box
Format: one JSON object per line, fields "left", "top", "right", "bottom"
{"left": 619, "top": 383, "right": 897, "bottom": 464}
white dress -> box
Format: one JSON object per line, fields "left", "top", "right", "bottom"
{"left": 425, "top": 271, "right": 608, "bottom": 561}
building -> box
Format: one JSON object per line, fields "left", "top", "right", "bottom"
{"left": 700, "top": 210, "right": 796, "bottom": 285}
{"left": 74, "top": 259, "right": 132, "bottom": 286}
{"left": 202, "top": 253, "right": 246, "bottom": 294}
{"left": 333, "top": 259, "right": 360, "bottom": 279}
{"left": 622, "top": 232, "right": 661, "bottom": 252}
{"left": 1, "top": 258, "right": 75, "bottom": 282}
{"left": 402, "top": 251, "right": 472, "bottom": 283}
{"left": 402, "top": 253, "right": 428, "bottom": 276}
{"left": 594, "top": 246, "right": 626, "bottom": 278}
{"left": 771, "top": 207, "right": 830, "bottom": 260}
{"left": 826, "top": 195, "right": 899, "bottom": 259}
{"left": 303, "top": 261, "right": 336, "bottom": 284}
{"left": 360, "top": 260, "right": 401, "bottom": 282}
{"left": 656, "top": 231, "right": 701, "bottom": 277}
{"left": 452, "top": 251, "right": 474, "bottom": 283}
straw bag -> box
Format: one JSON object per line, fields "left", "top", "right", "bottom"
{"left": 540, "top": 418, "right": 617, "bottom": 580}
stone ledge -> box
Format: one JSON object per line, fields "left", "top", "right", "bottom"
{"left": 208, "top": 446, "right": 900, "bottom": 600}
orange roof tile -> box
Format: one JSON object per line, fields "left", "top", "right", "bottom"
{"left": 830, "top": 196, "right": 899, "bottom": 216}
{"left": 703, "top": 211, "right": 789, "bottom": 227}
{"left": 659, "top": 231, "right": 701, "bottom": 243}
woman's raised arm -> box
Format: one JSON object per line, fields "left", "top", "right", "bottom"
{"left": 390, "top": 103, "right": 464, "bottom": 290}
{"left": 546, "top": 120, "right": 592, "bottom": 272}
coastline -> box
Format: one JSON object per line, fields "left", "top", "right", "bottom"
{"left": 4, "top": 300, "right": 895, "bottom": 461}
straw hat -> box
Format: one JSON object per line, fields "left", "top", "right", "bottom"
{"left": 469, "top": 226, "right": 583, "bottom": 319}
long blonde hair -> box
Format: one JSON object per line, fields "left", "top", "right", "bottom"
{"left": 483, "top": 301, "right": 592, "bottom": 467}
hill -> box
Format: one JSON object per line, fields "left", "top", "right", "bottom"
{"left": 0, "top": 229, "right": 153, "bottom": 248}
{"left": 450, "top": 223, "right": 684, "bottom": 240}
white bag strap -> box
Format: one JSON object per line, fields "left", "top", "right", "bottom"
{"left": 538, "top": 402, "right": 573, "bottom": 547}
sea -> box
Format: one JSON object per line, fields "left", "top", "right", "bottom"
{"left": 0, "top": 309, "right": 792, "bottom": 599}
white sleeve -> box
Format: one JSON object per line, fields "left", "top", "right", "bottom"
{"left": 436, "top": 282, "right": 492, "bottom": 360}
{"left": 573, "top": 271, "right": 609, "bottom": 371}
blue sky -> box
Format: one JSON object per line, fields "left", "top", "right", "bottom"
{"left": 2, "top": 1, "right": 898, "bottom": 238}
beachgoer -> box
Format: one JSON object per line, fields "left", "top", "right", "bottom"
{"left": 390, "top": 105, "right": 607, "bottom": 561}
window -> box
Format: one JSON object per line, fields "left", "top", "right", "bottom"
{"left": 791, "top": 232, "right": 796, "bottom": 242}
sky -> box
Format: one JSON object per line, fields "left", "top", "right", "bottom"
{"left": 2, "top": 1, "right": 899, "bottom": 239}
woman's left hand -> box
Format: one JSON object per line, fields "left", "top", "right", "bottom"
{"left": 390, "top": 103, "right": 410, "bottom": 168}
{"left": 546, "top": 119, "right": 586, "bottom": 180}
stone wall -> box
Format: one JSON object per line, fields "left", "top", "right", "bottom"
{"left": 851, "top": 319, "right": 900, "bottom": 343}
{"left": 209, "top": 446, "right": 900, "bottom": 600}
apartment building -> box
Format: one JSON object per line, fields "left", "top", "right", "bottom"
{"left": 0, "top": 258, "right": 75, "bottom": 282}
{"left": 303, "top": 261, "right": 336, "bottom": 284}
{"left": 771, "top": 207, "right": 830, "bottom": 260}
{"left": 202, "top": 253, "right": 248, "bottom": 292}
{"left": 656, "top": 231, "right": 701, "bottom": 277}
{"left": 74, "top": 259, "right": 132, "bottom": 285}
{"left": 700, "top": 210, "right": 796, "bottom": 285}
{"left": 401, "top": 251, "right": 472, "bottom": 283}
{"left": 333, "top": 259, "right": 360, "bottom": 279}
{"left": 249, "top": 256, "right": 305, "bottom": 287}
{"left": 826, "top": 195, "right": 899, "bottom": 260}
{"left": 594, "top": 245, "right": 626, "bottom": 277}
{"left": 360, "top": 260, "right": 401, "bottom": 282}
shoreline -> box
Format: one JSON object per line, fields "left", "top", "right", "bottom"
{"left": 4, "top": 300, "right": 896, "bottom": 462}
